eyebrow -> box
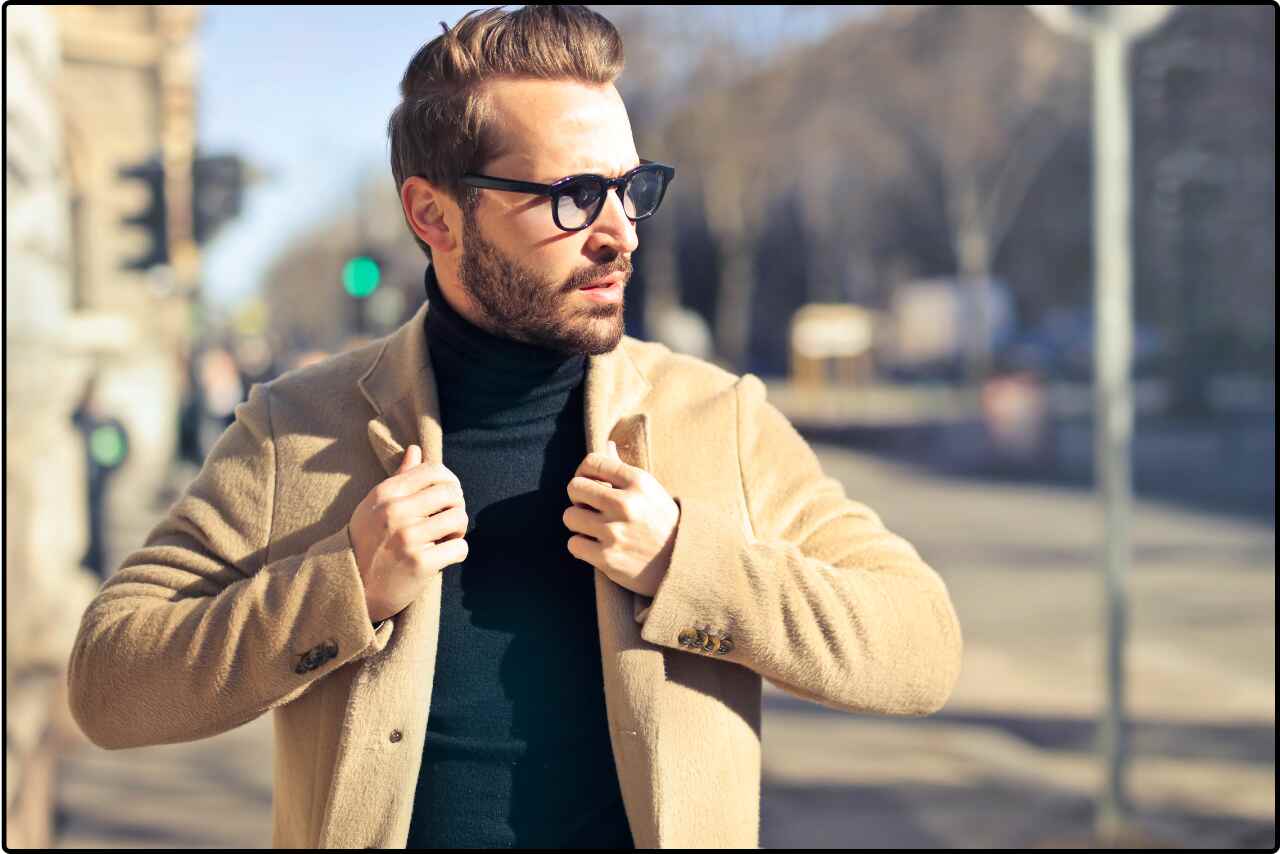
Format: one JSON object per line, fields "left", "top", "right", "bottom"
{"left": 560, "top": 160, "right": 643, "bottom": 181}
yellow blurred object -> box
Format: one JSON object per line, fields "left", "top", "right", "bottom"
{"left": 233, "top": 297, "right": 269, "bottom": 337}
{"left": 789, "top": 303, "right": 882, "bottom": 388}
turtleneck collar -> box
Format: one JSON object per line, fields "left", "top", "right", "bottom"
{"left": 423, "top": 263, "right": 586, "bottom": 405}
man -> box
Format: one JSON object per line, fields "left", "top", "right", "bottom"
{"left": 67, "top": 6, "right": 963, "bottom": 849}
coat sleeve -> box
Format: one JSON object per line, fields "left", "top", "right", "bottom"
{"left": 636, "top": 373, "right": 963, "bottom": 716}
{"left": 66, "top": 382, "right": 394, "bottom": 751}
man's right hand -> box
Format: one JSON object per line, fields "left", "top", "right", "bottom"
{"left": 348, "top": 444, "right": 469, "bottom": 624}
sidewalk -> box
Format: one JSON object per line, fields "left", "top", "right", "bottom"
{"left": 55, "top": 716, "right": 273, "bottom": 848}
{"left": 56, "top": 458, "right": 276, "bottom": 848}
{"left": 756, "top": 441, "right": 1274, "bottom": 849}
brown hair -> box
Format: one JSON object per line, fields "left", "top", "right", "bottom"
{"left": 388, "top": 5, "right": 625, "bottom": 260}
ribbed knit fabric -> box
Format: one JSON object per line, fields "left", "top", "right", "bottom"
{"left": 404, "top": 265, "right": 634, "bottom": 849}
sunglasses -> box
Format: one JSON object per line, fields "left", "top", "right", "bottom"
{"left": 461, "top": 159, "right": 676, "bottom": 232}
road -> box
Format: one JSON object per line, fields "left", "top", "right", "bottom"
{"left": 55, "top": 437, "right": 1275, "bottom": 848}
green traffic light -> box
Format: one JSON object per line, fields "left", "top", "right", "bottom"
{"left": 89, "top": 424, "right": 127, "bottom": 468}
{"left": 343, "top": 256, "right": 381, "bottom": 298}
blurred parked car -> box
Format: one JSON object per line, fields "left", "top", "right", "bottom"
{"left": 998, "top": 307, "right": 1168, "bottom": 381}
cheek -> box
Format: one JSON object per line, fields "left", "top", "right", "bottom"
{"left": 493, "top": 205, "right": 592, "bottom": 288}
{"left": 506, "top": 201, "right": 560, "bottom": 240}
{"left": 537, "top": 246, "right": 595, "bottom": 291}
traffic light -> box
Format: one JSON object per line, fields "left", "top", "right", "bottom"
{"left": 343, "top": 250, "right": 384, "bottom": 336}
{"left": 342, "top": 254, "right": 382, "bottom": 298}
{"left": 118, "top": 155, "right": 169, "bottom": 271}
{"left": 193, "top": 154, "right": 245, "bottom": 245}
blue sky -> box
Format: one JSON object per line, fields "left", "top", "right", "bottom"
{"left": 196, "top": 6, "right": 873, "bottom": 309}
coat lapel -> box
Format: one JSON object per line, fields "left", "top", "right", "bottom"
{"left": 338, "top": 293, "right": 668, "bottom": 849}
{"left": 358, "top": 298, "right": 443, "bottom": 475}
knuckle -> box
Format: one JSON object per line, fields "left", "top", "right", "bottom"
{"left": 391, "top": 526, "right": 413, "bottom": 551}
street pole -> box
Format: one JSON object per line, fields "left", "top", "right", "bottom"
{"left": 1092, "top": 26, "right": 1133, "bottom": 842}
{"left": 1026, "top": 5, "right": 1173, "bottom": 845}
{"left": 351, "top": 178, "right": 371, "bottom": 337}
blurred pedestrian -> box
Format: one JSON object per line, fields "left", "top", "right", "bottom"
{"left": 195, "top": 345, "right": 245, "bottom": 458}
{"left": 71, "top": 374, "right": 130, "bottom": 579}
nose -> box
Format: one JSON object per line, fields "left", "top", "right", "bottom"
{"left": 586, "top": 188, "right": 639, "bottom": 257}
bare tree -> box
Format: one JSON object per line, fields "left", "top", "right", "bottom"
{"left": 609, "top": 5, "right": 876, "bottom": 370}
{"left": 849, "top": 6, "right": 1089, "bottom": 383}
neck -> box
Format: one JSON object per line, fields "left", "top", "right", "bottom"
{"left": 423, "top": 263, "right": 585, "bottom": 393}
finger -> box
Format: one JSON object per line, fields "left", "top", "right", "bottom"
{"left": 562, "top": 504, "right": 605, "bottom": 540}
{"left": 575, "top": 450, "right": 636, "bottom": 490}
{"left": 567, "top": 475, "right": 624, "bottom": 515}
{"left": 397, "top": 444, "right": 422, "bottom": 474}
{"left": 382, "top": 457, "right": 461, "bottom": 501}
{"left": 384, "top": 482, "right": 466, "bottom": 527}
{"left": 389, "top": 507, "right": 469, "bottom": 552}
{"left": 567, "top": 533, "right": 604, "bottom": 567}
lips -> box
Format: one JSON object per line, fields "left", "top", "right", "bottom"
{"left": 580, "top": 273, "right": 624, "bottom": 290}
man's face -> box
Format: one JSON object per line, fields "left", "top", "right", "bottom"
{"left": 429, "top": 78, "right": 642, "bottom": 356}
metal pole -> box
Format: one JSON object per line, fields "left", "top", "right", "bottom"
{"left": 1092, "top": 27, "right": 1134, "bottom": 844}
{"left": 1027, "top": 7, "right": 1171, "bottom": 843}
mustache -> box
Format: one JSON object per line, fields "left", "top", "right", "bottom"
{"left": 568, "top": 257, "right": 632, "bottom": 290}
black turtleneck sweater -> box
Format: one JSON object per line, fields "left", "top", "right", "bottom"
{"left": 404, "top": 265, "right": 634, "bottom": 849}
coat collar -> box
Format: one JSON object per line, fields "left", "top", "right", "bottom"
{"left": 356, "top": 293, "right": 653, "bottom": 475}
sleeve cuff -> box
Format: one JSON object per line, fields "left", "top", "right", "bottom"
{"left": 636, "top": 495, "right": 748, "bottom": 654}
{"left": 303, "top": 526, "right": 394, "bottom": 666}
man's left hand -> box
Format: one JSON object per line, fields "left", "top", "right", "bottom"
{"left": 564, "top": 441, "right": 680, "bottom": 598}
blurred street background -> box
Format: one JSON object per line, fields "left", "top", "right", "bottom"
{"left": 4, "top": 4, "right": 1273, "bottom": 849}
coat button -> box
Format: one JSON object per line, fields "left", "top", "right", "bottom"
{"left": 677, "top": 628, "right": 699, "bottom": 647}
{"left": 389, "top": 730, "right": 402, "bottom": 743}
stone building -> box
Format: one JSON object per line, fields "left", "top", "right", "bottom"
{"left": 4, "top": 6, "right": 202, "bottom": 845}
{"left": 50, "top": 4, "right": 204, "bottom": 541}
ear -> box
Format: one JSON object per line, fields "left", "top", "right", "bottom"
{"left": 401, "top": 176, "right": 458, "bottom": 254}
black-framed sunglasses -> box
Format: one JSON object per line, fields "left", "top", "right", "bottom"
{"left": 461, "top": 159, "right": 676, "bottom": 232}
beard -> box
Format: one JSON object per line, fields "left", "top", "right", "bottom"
{"left": 455, "top": 204, "right": 631, "bottom": 356}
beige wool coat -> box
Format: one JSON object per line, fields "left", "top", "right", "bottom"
{"left": 67, "top": 296, "right": 964, "bottom": 849}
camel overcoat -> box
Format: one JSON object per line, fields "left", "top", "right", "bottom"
{"left": 67, "top": 296, "right": 963, "bottom": 848}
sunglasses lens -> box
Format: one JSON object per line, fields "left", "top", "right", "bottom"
{"left": 556, "top": 180, "right": 604, "bottom": 229}
{"left": 624, "top": 168, "right": 666, "bottom": 219}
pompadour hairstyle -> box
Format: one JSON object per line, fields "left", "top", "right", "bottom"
{"left": 387, "top": 5, "right": 625, "bottom": 260}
